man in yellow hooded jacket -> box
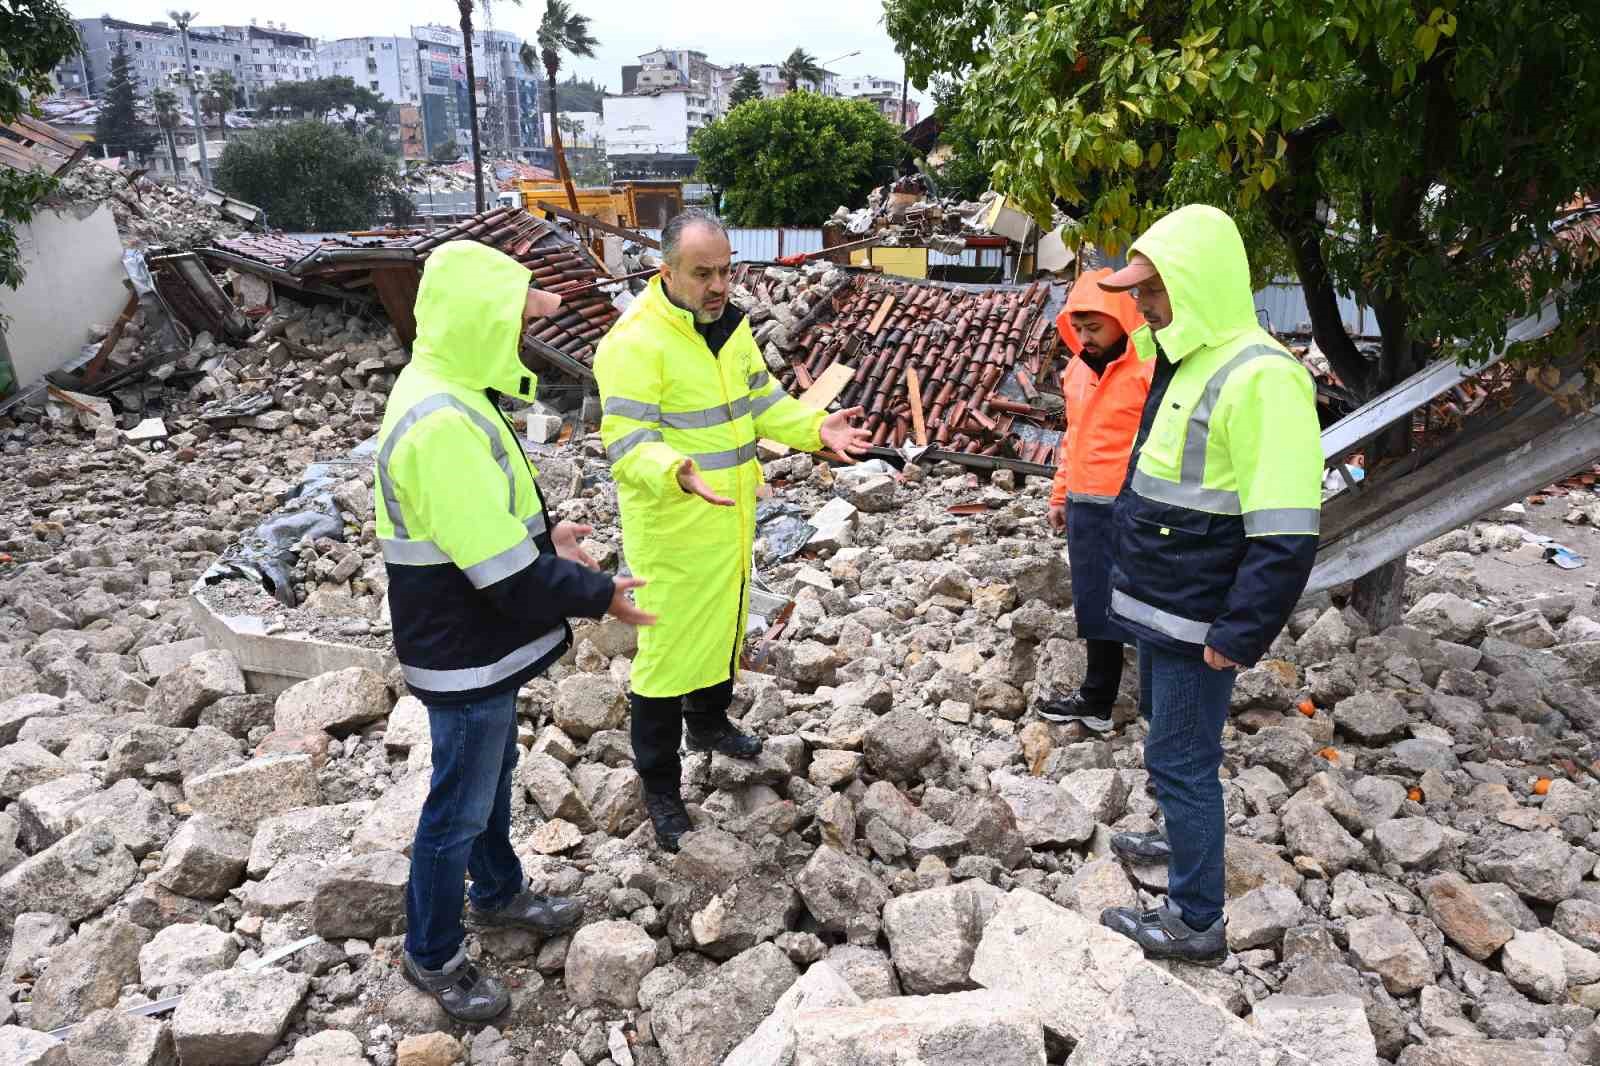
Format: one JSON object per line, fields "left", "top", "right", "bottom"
{"left": 375, "top": 239, "right": 655, "bottom": 1022}
{"left": 596, "top": 210, "right": 872, "bottom": 852}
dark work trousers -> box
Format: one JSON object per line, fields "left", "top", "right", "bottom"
{"left": 629, "top": 679, "right": 735, "bottom": 795}
{"left": 1080, "top": 639, "right": 1126, "bottom": 707}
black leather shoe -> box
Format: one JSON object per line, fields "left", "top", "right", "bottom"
{"left": 402, "top": 947, "right": 509, "bottom": 1023}
{"left": 1036, "top": 693, "right": 1114, "bottom": 732}
{"left": 1101, "top": 902, "right": 1227, "bottom": 965}
{"left": 1110, "top": 828, "right": 1172, "bottom": 862}
{"left": 685, "top": 723, "right": 763, "bottom": 758}
{"left": 466, "top": 889, "right": 584, "bottom": 935}
{"left": 645, "top": 789, "right": 692, "bottom": 853}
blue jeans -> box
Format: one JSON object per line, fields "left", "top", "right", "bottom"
{"left": 1137, "top": 641, "right": 1236, "bottom": 929}
{"left": 405, "top": 689, "right": 525, "bottom": 969}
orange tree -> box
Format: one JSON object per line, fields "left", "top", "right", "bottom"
{"left": 886, "top": 0, "right": 1600, "bottom": 622}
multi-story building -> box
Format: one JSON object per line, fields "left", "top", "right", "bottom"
{"left": 838, "top": 74, "right": 920, "bottom": 128}
{"left": 317, "top": 36, "right": 425, "bottom": 108}
{"left": 407, "top": 24, "right": 543, "bottom": 160}
{"left": 194, "top": 22, "right": 316, "bottom": 108}
{"left": 61, "top": 17, "right": 246, "bottom": 101}
{"left": 632, "top": 48, "right": 735, "bottom": 117}
{"left": 603, "top": 86, "right": 710, "bottom": 156}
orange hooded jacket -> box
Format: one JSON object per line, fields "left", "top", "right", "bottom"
{"left": 1049, "top": 268, "right": 1154, "bottom": 508}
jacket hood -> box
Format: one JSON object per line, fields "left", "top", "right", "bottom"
{"left": 410, "top": 240, "right": 540, "bottom": 398}
{"left": 1055, "top": 268, "right": 1146, "bottom": 358}
{"left": 1130, "top": 204, "right": 1258, "bottom": 362}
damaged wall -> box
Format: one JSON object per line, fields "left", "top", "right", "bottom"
{"left": 0, "top": 202, "right": 128, "bottom": 392}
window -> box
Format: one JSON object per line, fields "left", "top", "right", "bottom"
{"left": 135, "top": 40, "right": 143, "bottom": 50}
{"left": 370, "top": 80, "right": 379, "bottom": 90}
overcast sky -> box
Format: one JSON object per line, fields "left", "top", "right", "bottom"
{"left": 66, "top": 0, "right": 927, "bottom": 104}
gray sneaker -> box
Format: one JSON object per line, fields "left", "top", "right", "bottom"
{"left": 1101, "top": 901, "right": 1227, "bottom": 965}
{"left": 401, "top": 946, "right": 509, "bottom": 1023}
{"left": 1109, "top": 828, "right": 1171, "bottom": 862}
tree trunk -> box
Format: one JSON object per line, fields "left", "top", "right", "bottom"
{"left": 460, "top": 4, "right": 485, "bottom": 214}
{"left": 547, "top": 76, "right": 580, "bottom": 214}
{"left": 164, "top": 126, "right": 179, "bottom": 178}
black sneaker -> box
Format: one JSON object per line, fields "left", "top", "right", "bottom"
{"left": 685, "top": 723, "right": 763, "bottom": 759}
{"left": 1036, "top": 693, "right": 1114, "bottom": 732}
{"left": 1110, "top": 828, "right": 1172, "bottom": 862}
{"left": 402, "top": 947, "right": 510, "bottom": 1023}
{"left": 466, "top": 890, "right": 584, "bottom": 935}
{"left": 645, "top": 789, "right": 692, "bottom": 853}
{"left": 1101, "top": 902, "right": 1227, "bottom": 965}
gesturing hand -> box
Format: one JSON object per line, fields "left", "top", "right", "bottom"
{"left": 819, "top": 406, "right": 874, "bottom": 464}
{"left": 552, "top": 522, "right": 597, "bottom": 569}
{"left": 1047, "top": 504, "right": 1067, "bottom": 533}
{"left": 676, "top": 459, "right": 735, "bottom": 506}
{"left": 607, "top": 577, "right": 656, "bottom": 626}
{"left": 1204, "top": 646, "right": 1240, "bottom": 671}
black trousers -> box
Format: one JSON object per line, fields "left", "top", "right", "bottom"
{"left": 629, "top": 680, "right": 734, "bottom": 795}
{"left": 1080, "top": 639, "right": 1126, "bottom": 708}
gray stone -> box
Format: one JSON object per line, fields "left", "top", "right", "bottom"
{"left": 311, "top": 851, "right": 408, "bottom": 939}
{"left": 1242, "top": 727, "right": 1322, "bottom": 790}
{"left": 1334, "top": 692, "right": 1410, "bottom": 744}
{"left": 881, "top": 881, "right": 1004, "bottom": 995}
{"left": 1351, "top": 777, "right": 1409, "bottom": 830}
{"left": 969, "top": 888, "right": 1147, "bottom": 1044}
{"left": 184, "top": 754, "right": 321, "bottom": 829}
{"left": 0, "top": 692, "right": 65, "bottom": 746}
{"left": 1347, "top": 913, "right": 1433, "bottom": 995}
{"left": 1297, "top": 771, "right": 1366, "bottom": 833}
{"left": 1375, "top": 818, "right": 1448, "bottom": 869}
{"left": 29, "top": 918, "right": 148, "bottom": 1030}
{"left": 273, "top": 667, "right": 391, "bottom": 736}
{"left": 953, "top": 792, "right": 1028, "bottom": 871}
{"left": 861, "top": 708, "right": 939, "bottom": 783}
{"left": 197, "top": 694, "right": 275, "bottom": 739}
{"left": 63, "top": 1007, "right": 177, "bottom": 1066}
{"left": 1502, "top": 929, "right": 1568, "bottom": 1003}
{"left": 1395, "top": 1038, "right": 1576, "bottom": 1066}
{"left": 1422, "top": 872, "right": 1515, "bottom": 961}
{"left": 656, "top": 942, "right": 798, "bottom": 1066}
{"left": 724, "top": 961, "right": 861, "bottom": 1066}
{"left": 554, "top": 674, "right": 627, "bottom": 740}
{"left": 793, "top": 990, "right": 1046, "bottom": 1066}
{"left": 519, "top": 751, "right": 594, "bottom": 831}
{"left": 1282, "top": 799, "right": 1366, "bottom": 874}
{"left": 1225, "top": 837, "right": 1304, "bottom": 898}
{"left": 1406, "top": 593, "right": 1490, "bottom": 643}
{"left": 1469, "top": 831, "right": 1594, "bottom": 903}
{"left": 246, "top": 800, "right": 373, "bottom": 878}
{"left": 2, "top": 911, "right": 70, "bottom": 986}
{"left": 1067, "top": 857, "right": 1139, "bottom": 916}
{"left": 1300, "top": 608, "right": 1357, "bottom": 662}
{"left": 171, "top": 967, "right": 310, "bottom": 1065}
{"left": 1253, "top": 994, "right": 1377, "bottom": 1066}
{"left": 155, "top": 814, "right": 251, "bottom": 899}
{"left": 149, "top": 650, "right": 245, "bottom": 727}
{"left": 67, "top": 777, "right": 176, "bottom": 859}
{"left": 0, "top": 821, "right": 137, "bottom": 925}
{"left": 795, "top": 846, "right": 891, "bottom": 937}
{"left": 565, "top": 919, "right": 658, "bottom": 1009}
{"left": 0, "top": 740, "right": 67, "bottom": 800}
{"left": 1225, "top": 884, "right": 1305, "bottom": 950}
{"left": 0, "top": 1027, "right": 67, "bottom": 1066}
{"left": 176, "top": 725, "right": 244, "bottom": 782}
{"left": 104, "top": 725, "right": 191, "bottom": 783}
{"left": 825, "top": 946, "right": 901, "bottom": 1000}
{"left": 1555, "top": 899, "right": 1600, "bottom": 951}
{"left": 16, "top": 772, "right": 99, "bottom": 850}
{"left": 1393, "top": 739, "right": 1460, "bottom": 774}
{"left": 138, "top": 638, "right": 210, "bottom": 680}
{"left": 138, "top": 922, "right": 238, "bottom": 991}
{"left": 991, "top": 772, "right": 1094, "bottom": 848}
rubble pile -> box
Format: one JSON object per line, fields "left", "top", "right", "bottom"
{"left": 50, "top": 163, "right": 244, "bottom": 250}
{"left": 831, "top": 178, "right": 1000, "bottom": 255}
{"left": 733, "top": 262, "right": 1065, "bottom": 461}
{"left": 401, "top": 159, "right": 556, "bottom": 198}
{"left": 5, "top": 372, "right": 1600, "bottom": 1066}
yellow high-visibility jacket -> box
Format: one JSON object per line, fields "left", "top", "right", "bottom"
{"left": 595, "top": 276, "right": 825, "bottom": 697}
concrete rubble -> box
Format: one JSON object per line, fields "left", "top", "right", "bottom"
{"left": 4, "top": 226, "right": 1600, "bottom": 1066}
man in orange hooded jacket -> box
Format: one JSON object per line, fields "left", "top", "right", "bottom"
{"left": 1041, "top": 268, "right": 1153, "bottom": 731}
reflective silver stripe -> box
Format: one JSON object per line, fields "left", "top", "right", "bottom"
{"left": 378, "top": 393, "right": 516, "bottom": 537}
{"left": 1132, "top": 469, "right": 1242, "bottom": 514}
{"left": 660, "top": 395, "right": 752, "bottom": 429}
{"left": 401, "top": 625, "right": 567, "bottom": 692}
{"left": 690, "top": 441, "right": 759, "bottom": 471}
{"left": 607, "top": 427, "right": 664, "bottom": 463}
{"left": 461, "top": 538, "right": 538, "bottom": 589}
{"left": 748, "top": 371, "right": 770, "bottom": 390}
{"left": 749, "top": 390, "right": 785, "bottom": 418}
{"left": 1111, "top": 589, "right": 1212, "bottom": 645}
{"left": 604, "top": 397, "right": 661, "bottom": 422}
{"left": 1068, "top": 491, "right": 1117, "bottom": 505}
{"left": 380, "top": 537, "right": 452, "bottom": 566}
{"left": 525, "top": 512, "right": 548, "bottom": 539}
{"left": 1178, "top": 344, "right": 1293, "bottom": 486}
{"left": 1243, "top": 507, "right": 1320, "bottom": 536}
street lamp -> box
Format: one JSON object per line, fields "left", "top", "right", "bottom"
{"left": 169, "top": 9, "right": 211, "bottom": 185}
{"left": 821, "top": 50, "right": 861, "bottom": 68}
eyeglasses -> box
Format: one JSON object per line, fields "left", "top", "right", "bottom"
{"left": 1131, "top": 283, "right": 1166, "bottom": 299}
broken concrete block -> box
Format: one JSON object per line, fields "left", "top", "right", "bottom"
{"left": 183, "top": 754, "right": 321, "bottom": 829}
{"left": 793, "top": 989, "right": 1046, "bottom": 1066}
{"left": 1252, "top": 994, "right": 1377, "bottom": 1066}
{"left": 171, "top": 967, "right": 310, "bottom": 1065}
{"left": 0, "top": 821, "right": 137, "bottom": 925}
{"left": 273, "top": 667, "right": 391, "bottom": 736}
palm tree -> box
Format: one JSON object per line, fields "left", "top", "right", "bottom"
{"left": 456, "top": 0, "right": 488, "bottom": 213}
{"left": 151, "top": 88, "right": 182, "bottom": 177}
{"left": 203, "top": 70, "right": 238, "bottom": 141}
{"left": 522, "top": 0, "right": 599, "bottom": 214}
{"left": 778, "top": 48, "right": 825, "bottom": 93}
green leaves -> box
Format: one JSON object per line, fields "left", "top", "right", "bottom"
{"left": 214, "top": 122, "right": 400, "bottom": 231}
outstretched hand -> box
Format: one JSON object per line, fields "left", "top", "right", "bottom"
{"left": 820, "top": 406, "right": 873, "bottom": 464}
{"left": 608, "top": 577, "right": 656, "bottom": 626}
{"left": 552, "top": 522, "right": 597, "bottom": 569}
{"left": 676, "top": 459, "right": 735, "bottom": 506}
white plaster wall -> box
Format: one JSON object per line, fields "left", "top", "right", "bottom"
{"left": 0, "top": 203, "right": 127, "bottom": 390}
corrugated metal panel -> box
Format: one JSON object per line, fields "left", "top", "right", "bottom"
{"left": 638, "top": 227, "right": 827, "bottom": 262}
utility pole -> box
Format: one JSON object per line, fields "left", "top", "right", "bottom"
{"left": 900, "top": 59, "right": 910, "bottom": 129}
{"left": 171, "top": 10, "right": 212, "bottom": 185}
